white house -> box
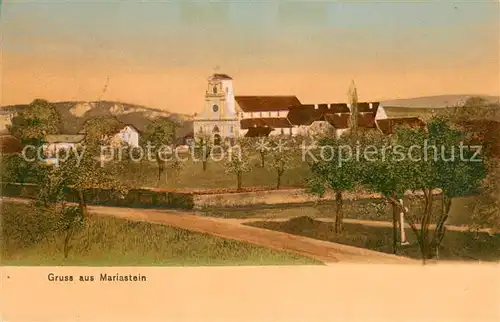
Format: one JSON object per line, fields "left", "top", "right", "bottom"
{"left": 112, "top": 124, "right": 140, "bottom": 148}
{"left": 43, "top": 134, "right": 86, "bottom": 158}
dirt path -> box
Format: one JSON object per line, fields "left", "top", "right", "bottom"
{"left": 1, "top": 197, "right": 415, "bottom": 264}
{"left": 231, "top": 217, "right": 493, "bottom": 234}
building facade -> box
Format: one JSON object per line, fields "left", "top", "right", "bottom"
{"left": 193, "top": 73, "right": 385, "bottom": 142}
{"left": 193, "top": 74, "right": 240, "bottom": 145}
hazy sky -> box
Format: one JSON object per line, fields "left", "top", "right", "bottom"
{"left": 2, "top": 0, "right": 499, "bottom": 114}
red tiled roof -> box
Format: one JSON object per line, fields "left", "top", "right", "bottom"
{"left": 235, "top": 96, "right": 301, "bottom": 112}
{"left": 322, "top": 114, "right": 350, "bottom": 129}
{"left": 287, "top": 104, "right": 350, "bottom": 126}
{"left": 357, "top": 112, "right": 377, "bottom": 128}
{"left": 210, "top": 74, "right": 233, "bottom": 80}
{"left": 376, "top": 117, "right": 425, "bottom": 135}
{"left": 244, "top": 127, "right": 273, "bottom": 137}
{"left": 0, "top": 135, "right": 23, "bottom": 154}
{"left": 457, "top": 120, "right": 500, "bottom": 157}
{"left": 320, "top": 112, "right": 376, "bottom": 129}
{"left": 240, "top": 118, "right": 293, "bottom": 130}
{"left": 287, "top": 103, "right": 379, "bottom": 127}
{"left": 356, "top": 102, "right": 380, "bottom": 113}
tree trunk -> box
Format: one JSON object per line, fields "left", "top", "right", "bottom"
{"left": 157, "top": 158, "right": 166, "bottom": 186}
{"left": 63, "top": 229, "right": 73, "bottom": 258}
{"left": 390, "top": 197, "right": 399, "bottom": 255}
{"left": 334, "top": 190, "right": 344, "bottom": 234}
{"left": 431, "top": 194, "right": 453, "bottom": 259}
{"left": 276, "top": 170, "right": 283, "bottom": 190}
{"left": 77, "top": 190, "right": 87, "bottom": 216}
{"left": 237, "top": 171, "right": 242, "bottom": 191}
{"left": 202, "top": 161, "right": 207, "bottom": 171}
{"left": 260, "top": 152, "right": 265, "bottom": 168}
{"left": 419, "top": 189, "right": 434, "bottom": 263}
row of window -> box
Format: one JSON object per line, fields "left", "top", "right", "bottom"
{"left": 212, "top": 86, "right": 229, "bottom": 94}
{"left": 242, "top": 111, "right": 282, "bottom": 118}
{"left": 199, "top": 125, "right": 235, "bottom": 134}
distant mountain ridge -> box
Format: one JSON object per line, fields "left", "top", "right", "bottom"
{"left": 380, "top": 95, "right": 500, "bottom": 108}
{"left": 0, "top": 100, "right": 194, "bottom": 137}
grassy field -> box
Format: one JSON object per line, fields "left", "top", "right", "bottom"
{"left": 201, "top": 195, "right": 480, "bottom": 227}
{"left": 1, "top": 203, "right": 319, "bottom": 266}
{"left": 247, "top": 217, "right": 500, "bottom": 261}
{"left": 116, "top": 153, "right": 310, "bottom": 190}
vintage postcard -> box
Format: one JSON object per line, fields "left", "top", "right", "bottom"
{"left": 1, "top": 0, "right": 499, "bottom": 321}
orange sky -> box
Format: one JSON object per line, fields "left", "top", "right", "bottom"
{"left": 2, "top": 1, "right": 499, "bottom": 115}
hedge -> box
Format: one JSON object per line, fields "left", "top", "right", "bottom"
{"left": 0, "top": 183, "right": 194, "bottom": 210}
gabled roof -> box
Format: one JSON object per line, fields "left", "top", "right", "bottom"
{"left": 210, "top": 74, "right": 233, "bottom": 80}
{"left": 245, "top": 127, "right": 273, "bottom": 137}
{"left": 287, "top": 104, "right": 350, "bottom": 126}
{"left": 356, "top": 102, "right": 380, "bottom": 113}
{"left": 235, "top": 96, "right": 301, "bottom": 112}
{"left": 321, "top": 113, "right": 377, "bottom": 129}
{"left": 376, "top": 117, "right": 425, "bottom": 135}
{"left": 288, "top": 102, "right": 378, "bottom": 128}
{"left": 322, "top": 114, "right": 350, "bottom": 129}
{"left": 120, "top": 124, "right": 141, "bottom": 133}
{"left": 240, "top": 117, "right": 293, "bottom": 129}
{"left": 380, "top": 106, "right": 439, "bottom": 119}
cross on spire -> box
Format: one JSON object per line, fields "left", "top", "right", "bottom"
{"left": 214, "top": 65, "right": 221, "bottom": 74}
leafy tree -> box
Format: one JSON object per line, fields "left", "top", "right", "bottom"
{"left": 440, "top": 97, "right": 500, "bottom": 235}
{"left": 393, "top": 117, "right": 486, "bottom": 262}
{"left": 81, "top": 116, "right": 124, "bottom": 152}
{"left": 307, "top": 134, "right": 362, "bottom": 233}
{"left": 248, "top": 136, "right": 270, "bottom": 168}
{"left": 142, "top": 118, "right": 178, "bottom": 186}
{"left": 1, "top": 154, "right": 45, "bottom": 185}
{"left": 9, "top": 99, "right": 61, "bottom": 146}
{"left": 471, "top": 158, "right": 500, "bottom": 233}
{"left": 56, "top": 205, "right": 85, "bottom": 258}
{"left": 193, "top": 132, "right": 214, "bottom": 172}
{"left": 359, "top": 130, "right": 411, "bottom": 254}
{"left": 56, "top": 147, "right": 128, "bottom": 216}
{"left": 267, "top": 136, "right": 298, "bottom": 189}
{"left": 7, "top": 99, "right": 61, "bottom": 185}
{"left": 225, "top": 137, "right": 252, "bottom": 190}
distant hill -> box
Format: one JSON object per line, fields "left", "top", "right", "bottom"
{"left": 0, "top": 101, "right": 194, "bottom": 139}
{"left": 381, "top": 95, "right": 500, "bottom": 108}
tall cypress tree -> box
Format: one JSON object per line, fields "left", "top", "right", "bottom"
{"left": 348, "top": 80, "right": 359, "bottom": 133}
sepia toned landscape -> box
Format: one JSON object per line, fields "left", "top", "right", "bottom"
{"left": 1, "top": 1, "right": 499, "bottom": 269}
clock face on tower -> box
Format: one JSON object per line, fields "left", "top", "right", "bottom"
{"left": 212, "top": 104, "right": 219, "bottom": 112}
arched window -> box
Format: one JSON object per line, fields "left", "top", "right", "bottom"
{"left": 213, "top": 125, "right": 220, "bottom": 133}
{"left": 213, "top": 86, "right": 217, "bottom": 94}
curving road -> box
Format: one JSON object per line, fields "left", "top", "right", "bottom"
{"left": 1, "top": 197, "right": 416, "bottom": 264}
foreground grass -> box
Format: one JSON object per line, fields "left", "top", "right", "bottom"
{"left": 202, "top": 196, "right": 480, "bottom": 227}
{"left": 247, "top": 217, "right": 500, "bottom": 261}
{"left": 1, "top": 203, "right": 319, "bottom": 266}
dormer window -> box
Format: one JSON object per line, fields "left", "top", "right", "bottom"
{"left": 213, "top": 86, "right": 217, "bottom": 94}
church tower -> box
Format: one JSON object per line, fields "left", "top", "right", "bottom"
{"left": 193, "top": 73, "right": 240, "bottom": 144}
{"left": 204, "top": 73, "right": 236, "bottom": 119}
